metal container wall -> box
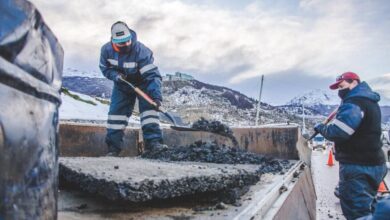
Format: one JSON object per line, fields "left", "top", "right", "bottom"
{"left": 0, "top": 0, "right": 63, "bottom": 219}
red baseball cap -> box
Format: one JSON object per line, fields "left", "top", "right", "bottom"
{"left": 329, "top": 72, "right": 360, "bottom": 90}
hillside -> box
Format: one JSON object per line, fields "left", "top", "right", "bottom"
{"left": 61, "top": 69, "right": 301, "bottom": 126}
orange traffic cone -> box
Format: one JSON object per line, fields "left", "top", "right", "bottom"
{"left": 327, "top": 149, "right": 334, "bottom": 166}
{"left": 378, "top": 181, "right": 388, "bottom": 193}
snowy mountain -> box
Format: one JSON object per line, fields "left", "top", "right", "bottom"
{"left": 160, "top": 80, "right": 298, "bottom": 126}
{"left": 59, "top": 68, "right": 390, "bottom": 128}
{"left": 60, "top": 69, "right": 301, "bottom": 126}
{"left": 281, "top": 88, "right": 390, "bottom": 125}
{"left": 286, "top": 89, "right": 339, "bottom": 106}
{"left": 279, "top": 89, "right": 339, "bottom": 118}
{"left": 62, "top": 76, "right": 112, "bottom": 99}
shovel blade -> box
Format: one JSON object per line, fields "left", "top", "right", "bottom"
{"left": 170, "top": 126, "right": 201, "bottom": 132}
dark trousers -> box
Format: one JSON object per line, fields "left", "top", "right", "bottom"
{"left": 106, "top": 83, "right": 162, "bottom": 151}
{"left": 339, "top": 163, "right": 387, "bottom": 220}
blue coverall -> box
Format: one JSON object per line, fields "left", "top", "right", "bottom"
{"left": 315, "top": 82, "right": 387, "bottom": 219}
{"left": 99, "top": 29, "right": 162, "bottom": 152}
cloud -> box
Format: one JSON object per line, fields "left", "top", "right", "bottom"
{"left": 31, "top": 0, "right": 390, "bottom": 96}
{"left": 368, "top": 73, "right": 390, "bottom": 105}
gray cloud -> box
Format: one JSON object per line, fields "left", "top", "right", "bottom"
{"left": 31, "top": 0, "right": 390, "bottom": 103}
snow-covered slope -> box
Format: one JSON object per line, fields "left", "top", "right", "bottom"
{"left": 279, "top": 89, "right": 339, "bottom": 119}
{"left": 63, "top": 67, "right": 105, "bottom": 79}
{"left": 286, "top": 89, "right": 339, "bottom": 106}
{"left": 60, "top": 90, "right": 109, "bottom": 120}
{"left": 159, "top": 80, "right": 301, "bottom": 126}
{"left": 281, "top": 86, "right": 390, "bottom": 126}
{"left": 60, "top": 69, "right": 302, "bottom": 126}
{"left": 59, "top": 90, "right": 140, "bottom": 124}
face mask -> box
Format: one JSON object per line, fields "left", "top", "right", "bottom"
{"left": 338, "top": 88, "right": 350, "bottom": 99}
{"left": 117, "top": 45, "right": 131, "bottom": 53}
{"left": 112, "top": 42, "right": 131, "bottom": 53}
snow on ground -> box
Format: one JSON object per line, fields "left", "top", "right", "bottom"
{"left": 63, "top": 67, "right": 105, "bottom": 79}
{"left": 58, "top": 90, "right": 175, "bottom": 127}
{"left": 59, "top": 91, "right": 140, "bottom": 124}
{"left": 60, "top": 91, "right": 108, "bottom": 120}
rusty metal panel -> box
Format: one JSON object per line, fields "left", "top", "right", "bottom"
{"left": 163, "top": 125, "right": 300, "bottom": 160}
{"left": 273, "top": 167, "right": 317, "bottom": 220}
{"left": 232, "top": 126, "right": 300, "bottom": 160}
{"left": 60, "top": 123, "right": 301, "bottom": 160}
{"left": 59, "top": 123, "right": 139, "bottom": 157}
{"left": 162, "top": 128, "right": 234, "bottom": 146}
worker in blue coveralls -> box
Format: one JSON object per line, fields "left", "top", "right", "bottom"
{"left": 99, "top": 21, "right": 166, "bottom": 156}
{"left": 314, "top": 72, "right": 387, "bottom": 220}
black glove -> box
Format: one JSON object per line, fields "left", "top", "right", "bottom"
{"left": 154, "top": 99, "right": 162, "bottom": 110}
{"left": 114, "top": 73, "right": 125, "bottom": 83}
{"left": 314, "top": 123, "right": 324, "bottom": 133}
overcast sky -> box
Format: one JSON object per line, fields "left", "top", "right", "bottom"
{"left": 31, "top": 0, "right": 390, "bottom": 105}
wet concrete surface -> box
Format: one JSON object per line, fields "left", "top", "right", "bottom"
{"left": 59, "top": 157, "right": 263, "bottom": 203}
{"left": 58, "top": 173, "right": 287, "bottom": 220}
{"left": 312, "top": 149, "right": 346, "bottom": 220}
{"left": 141, "top": 141, "right": 292, "bottom": 175}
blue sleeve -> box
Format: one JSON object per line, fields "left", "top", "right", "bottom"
{"left": 99, "top": 45, "right": 119, "bottom": 81}
{"left": 136, "top": 43, "right": 162, "bottom": 101}
{"left": 316, "top": 103, "right": 363, "bottom": 142}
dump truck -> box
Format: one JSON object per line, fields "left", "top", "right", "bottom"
{"left": 57, "top": 123, "right": 315, "bottom": 220}
{"left": 1, "top": 1, "right": 389, "bottom": 220}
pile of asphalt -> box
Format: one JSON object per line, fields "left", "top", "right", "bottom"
{"left": 191, "top": 118, "right": 239, "bottom": 146}
{"left": 59, "top": 157, "right": 260, "bottom": 203}
{"left": 141, "top": 141, "right": 291, "bottom": 174}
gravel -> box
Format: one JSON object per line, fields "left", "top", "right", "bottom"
{"left": 141, "top": 140, "right": 292, "bottom": 175}
{"left": 191, "top": 118, "right": 238, "bottom": 146}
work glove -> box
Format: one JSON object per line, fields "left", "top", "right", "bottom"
{"left": 314, "top": 123, "right": 324, "bottom": 133}
{"left": 154, "top": 99, "right": 162, "bottom": 110}
{"left": 114, "top": 73, "right": 125, "bottom": 83}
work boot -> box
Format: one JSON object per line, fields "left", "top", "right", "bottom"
{"left": 105, "top": 145, "right": 121, "bottom": 157}
{"left": 144, "top": 140, "right": 168, "bottom": 152}
{"left": 105, "top": 151, "right": 120, "bottom": 157}
{"left": 334, "top": 185, "right": 340, "bottom": 198}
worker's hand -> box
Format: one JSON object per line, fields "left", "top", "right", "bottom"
{"left": 114, "top": 73, "right": 125, "bottom": 82}
{"left": 153, "top": 99, "right": 162, "bottom": 110}
{"left": 314, "top": 123, "right": 324, "bottom": 133}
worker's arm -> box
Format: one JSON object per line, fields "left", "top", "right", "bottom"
{"left": 136, "top": 43, "right": 162, "bottom": 102}
{"left": 99, "top": 45, "right": 121, "bottom": 81}
{"left": 315, "top": 103, "right": 363, "bottom": 142}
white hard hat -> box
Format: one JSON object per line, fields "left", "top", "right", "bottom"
{"left": 111, "top": 21, "right": 132, "bottom": 44}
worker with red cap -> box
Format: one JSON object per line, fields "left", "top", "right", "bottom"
{"left": 314, "top": 72, "right": 387, "bottom": 220}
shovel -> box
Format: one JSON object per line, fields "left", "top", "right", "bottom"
{"left": 306, "top": 107, "right": 339, "bottom": 141}
{"left": 118, "top": 77, "right": 203, "bottom": 132}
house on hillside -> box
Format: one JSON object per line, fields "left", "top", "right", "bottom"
{"left": 164, "top": 72, "right": 194, "bottom": 81}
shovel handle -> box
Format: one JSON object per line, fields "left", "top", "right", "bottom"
{"left": 323, "top": 109, "right": 338, "bottom": 124}
{"left": 119, "top": 78, "right": 159, "bottom": 108}
{"left": 133, "top": 87, "right": 158, "bottom": 108}
{"left": 117, "top": 78, "right": 179, "bottom": 126}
